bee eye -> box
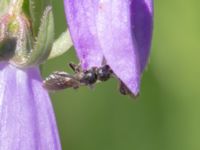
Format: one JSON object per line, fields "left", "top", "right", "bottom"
{"left": 81, "top": 69, "right": 97, "bottom": 85}
{"left": 97, "top": 65, "right": 111, "bottom": 81}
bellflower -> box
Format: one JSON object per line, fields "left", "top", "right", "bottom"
{"left": 0, "top": 63, "right": 61, "bottom": 149}
{"left": 64, "top": 0, "right": 153, "bottom": 96}
{"left": 0, "top": 0, "right": 62, "bottom": 149}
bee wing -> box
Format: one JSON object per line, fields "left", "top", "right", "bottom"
{"left": 43, "top": 71, "right": 80, "bottom": 91}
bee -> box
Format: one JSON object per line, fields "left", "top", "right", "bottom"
{"left": 43, "top": 63, "right": 113, "bottom": 91}
{"left": 43, "top": 62, "right": 136, "bottom": 97}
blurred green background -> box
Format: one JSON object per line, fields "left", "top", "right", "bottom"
{"left": 42, "top": 0, "right": 200, "bottom": 150}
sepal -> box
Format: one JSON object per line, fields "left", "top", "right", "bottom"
{"left": 23, "top": 6, "right": 54, "bottom": 66}
{"left": 48, "top": 29, "right": 72, "bottom": 60}
{"left": 28, "top": 0, "right": 52, "bottom": 35}
{"left": 9, "top": 6, "right": 54, "bottom": 68}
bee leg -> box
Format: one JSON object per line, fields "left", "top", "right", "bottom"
{"left": 118, "top": 81, "right": 139, "bottom": 98}
{"left": 119, "top": 81, "right": 129, "bottom": 95}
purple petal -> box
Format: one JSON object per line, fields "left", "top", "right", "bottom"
{"left": 131, "top": 0, "right": 153, "bottom": 71}
{"left": 96, "top": 0, "right": 141, "bottom": 95}
{"left": 64, "top": 0, "right": 104, "bottom": 70}
{"left": 0, "top": 63, "right": 61, "bottom": 150}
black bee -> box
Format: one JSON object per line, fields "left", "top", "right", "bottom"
{"left": 43, "top": 62, "right": 136, "bottom": 97}
{"left": 43, "top": 63, "right": 113, "bottom": 91}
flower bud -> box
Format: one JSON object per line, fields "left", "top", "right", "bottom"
{"left": 0, "top": 1, "right": 54, "bottom": 68}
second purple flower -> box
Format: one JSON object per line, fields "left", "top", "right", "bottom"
{"left": 63, "top": 0, "right": 153, "bottom": 96}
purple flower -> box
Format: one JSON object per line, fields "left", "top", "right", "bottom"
{"left": 0, "top": 1, "right": 62, "bottom": 148}
{"left": 0, "top": 62, "right": 61, "bottom": 150}
{"left": 64, "top": 0, "right": 153, "bottom": 96}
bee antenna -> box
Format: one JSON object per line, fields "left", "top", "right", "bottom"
{"left": 68, "top": 62, "right": 80, "bottom": 73}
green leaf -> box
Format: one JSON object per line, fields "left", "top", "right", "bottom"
{"left": 25, "top": 6, "right": 54, "bottom": 66}
{"left": 48, "top": 29, "right": 73, "bottom": 60}
{"left": 28, "top": 0, "right": 52, "bottom": 36}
